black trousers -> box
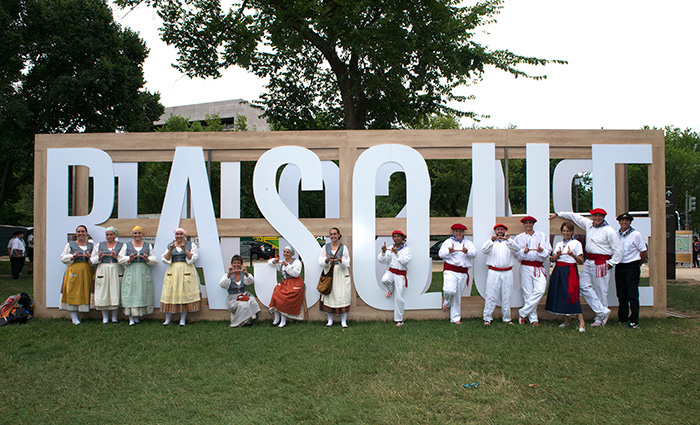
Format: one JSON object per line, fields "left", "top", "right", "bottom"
{"left": 615, "top": 260, "right": 641, "bottom": 323}
{"left": 10, "top": 256, "right": 25, "bottom": 279}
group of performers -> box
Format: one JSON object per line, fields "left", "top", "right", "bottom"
{"left": 58, "top": 210, "right": 647, "bottom": 329}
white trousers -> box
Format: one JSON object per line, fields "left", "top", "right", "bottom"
{"left": 518, "top": 265, "right": 547, "bottom": 323}
{"left": 483, "top": 270, "right": 513, "bottom": 323}
{"left": 443, "top": 270, "right": 468, "bottom": 323}
{"left": 579, "top": 260, "right": 610, "bottom": 320}
{"left": 382, "top": 271, "right": 406, "bottom": 322}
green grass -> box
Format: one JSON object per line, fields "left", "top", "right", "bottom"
{"left": 668, "top": 281, "right": 700, "bottom": 314}
{"left": 1, "top": 261, "right": 700, "bottom": 424}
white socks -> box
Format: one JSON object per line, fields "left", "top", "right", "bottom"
{"left": 278, "top": 315, "right": 287, "bottom": 328}
{"left": 163, "top": 313, "right": 173, "bottom": 325}
{"left": 69, "top": 311, "right": 80, "bottom": 325}
{"left": 101, "top": 310, "right": 110, "bottom": 324}
{"left": 340, "top": 313, "right": 348, "bottom": 328}
{"left": 111, "top": 310, "right": 118, "bottom": 323}
{"left": 325, "top": 313, "right": 334, "bottom": 326}
{"left": 272, "top": 311, "right": 280, "bottom": 325}
{"left": 179, "top": 312, "right": 188, "bottom": 326}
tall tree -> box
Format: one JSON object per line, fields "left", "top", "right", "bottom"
{"left": 0, "top": 0, "right": 163, "bottom": 223}
{"left": 117, "top": 0, "right": 564, "bottom": 130}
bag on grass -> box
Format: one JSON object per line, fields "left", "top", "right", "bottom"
{"left": 0, "top": 292, "right": 33, "bottom": 326}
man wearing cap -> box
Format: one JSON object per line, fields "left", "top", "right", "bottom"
{"left": 550, "top": 209, "right": 622, "bottom": 326}
{"left": 8, "top": 231, "right": 27, "bottom": 280}
{"left": 481, "top": 224, "right": 520, "bottom": 325}
{"left": 439, "top": 223, "right": 477, "bottom": 324}
{"left": 615, "top": 212, "right": 647, "bottom": 329}
{"left": 378, "top": 230, "right": 412, "bottom": 326}
{"left": 514, "top": 216, "right": 552, "bottom": 326}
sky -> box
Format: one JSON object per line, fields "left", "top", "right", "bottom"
{"left": 113, "top": 0, "right": 700, "bottom": 132}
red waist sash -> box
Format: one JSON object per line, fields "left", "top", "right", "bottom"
{"left": 586, "top": 253, "right": 611, "bottom": 278}
{"left": 488, "top": 266, "right": 512, "bottom": 271}
{"left": 443, "top": 262, "right": 469, "bottom": 273}
{"left": 389, "top": 268, "right": 408, "bottom": 287}
{"left": 521, "top": 260, "right": 545, "bottom": 277}
{"left": 556, "top": 261, "right": 580, "bottom": 303}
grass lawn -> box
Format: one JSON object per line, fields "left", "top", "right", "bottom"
{"left": 1, "top": 261, "right": 699, "bottom": 424}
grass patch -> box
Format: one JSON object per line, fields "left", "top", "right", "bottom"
{"left": 2, "top": 261, "right": 700, "bottom": 424}
{"left": 668, "top": 280, "right": 700, "bottom": 314}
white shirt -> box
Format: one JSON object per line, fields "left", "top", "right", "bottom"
{"left": 438, "top": 237, "right": 477, "bottom": 268}
{"left": 268, "top": 257, "right": 302, "bottom": 277}
{"left": 617, "top": 229, "right": 647, "bottom": 263}
{"left": 378, "top": 244, "right": 411, "bottom": 271}
{"left": 552, "top": 239, "right": 583, "bottom": 264}
{"left": 481, "top": 238, "right": 519, "bottom": 268}
{"left": 161, "top": 242, "right": 199, "bottom": 265}
{"left": 514, "top": 231, "right": 551, "bottom": 262}
{"left": 9, "top": 238, "right": 25, "bottom": 256}
{"left": 557, "top": 212, "right": 623, "bottom": 266}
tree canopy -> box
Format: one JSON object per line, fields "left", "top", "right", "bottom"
{"left": 117, "top": 0, "right": 564, "bottom": 130}
{"left": 0, "top": 0, "right": 163, "bottom": 224}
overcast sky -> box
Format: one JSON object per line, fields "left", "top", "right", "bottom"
{"left": 114, "top": 0, "right": 700, "bottom": 132}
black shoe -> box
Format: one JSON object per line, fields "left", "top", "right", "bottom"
{"left": 628, "top": 322, "right": 639, "bottom": 329}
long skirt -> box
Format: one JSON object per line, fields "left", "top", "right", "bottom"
{"left": 60, "top": 262, "right": 93, "bottom": 312}
{"left": 122, "top": 262, "right": 155, "bottom": 317}
{"left": 320, "top": 264, "right": 351, "bottom": 314}
{"left": 269, "top": 276, "right": 305, "bottom": 320}
{"left": 160, "top": 262, "right": 201, "bottom": 313}
{"left": 93, "top": 263, "right": 123, "bottom": 310}
{"left": 226, "top": 292, "right": 261, "bottom": 327}
{"left": 545, "top": 264, "right": 583, "bottom": 315}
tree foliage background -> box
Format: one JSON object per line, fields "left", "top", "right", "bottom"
{"left": 0, "top": 0, "right": 163, "bottom": 225}
{"left": 116, "top": 0, "right": 564, "bottom": 130}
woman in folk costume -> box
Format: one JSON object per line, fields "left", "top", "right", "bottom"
{"left": 545, "top": 221, "right": 586, "bottom": 332}
{"left": 160, "top": 227, "right": 200, "bottom": 326}
{"left": 267, "top": 246, "right": 305, "bottom": 328}
{"left": 59, "top": 225, "right": 94, "bottom": 325}
{"left": 118, "top": 225, "right": 157, "bottom": 326}
{"left": 90, "top": 226, "right": 124, "bottom": 323}
{"left": 318, "top": 227, "right": 351, "bottom": 328}
{"left": 219, "top": 254, "right": 260, "bottom": 327}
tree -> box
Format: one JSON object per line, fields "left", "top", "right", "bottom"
{"left": 0, "top": 0, "right": 163, "bottom": 224}
{"left": 117, "top": 0, "right": 564, "bottom": 130}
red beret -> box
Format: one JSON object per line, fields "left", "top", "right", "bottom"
{"left": 520, "top": 216, "right": 537, "bottom": 223}
{"left": 451, "top": 223, "right": 467, "bottom": 231}
{"left": 392, "top": 230, "right": 406, "bottom": 237}
{"left": 493, "top": 223, "right": 508, "bottom": 231}
{"left": 590, "top": 208, "right": 607, "bottom": 216}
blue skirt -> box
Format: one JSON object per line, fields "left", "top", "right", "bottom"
{"left": 545, "top": 264, "right": 582, "bottom": 315}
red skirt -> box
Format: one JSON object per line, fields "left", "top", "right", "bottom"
{"left": 270, "top": 276, "right": 305, "bottom": 316}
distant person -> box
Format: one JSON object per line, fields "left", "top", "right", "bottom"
{"left": 378, "top": 230, "right": 411, "bottom": 327}
{"left": 481, "top": 224, "right": 520, "bottom": 325}
{"left": 220, "top": 254, "right": 260, "bottom": 327}
{"left": 514, "top": 216, "right": 551, "bottom": 326}
{"left": 90, "top": 226, "right": 123, "bottom": 324}
{"left": 615, "top": 213, "right": 648, "bottom": 329}
{"left": 318, "top": 227, "right": 351, "bottom": 328}
{"left": 545, "top": 222, "right": 586, "bottom": 332}
{"left": 693, "top": 236, "right": 699, "bottom": 268}
{"left": 550, "top": 208, "right": 621, "bottom": 326}
{"left": 161, "top": 228, "right": 200, "bottom": 326}
{"left": 268, "top": 246, "right": 305, "bottom": 328}
{"left": 118, "top": 226, "right": 156, "bottom": 326}
{"left": 438, "top": 223, "right": 476, "bottom": 324}
{"left": 26, "top": 228, "right": 34, "bottom": 275}
{"left": 59, "top": 225, "right": 94, "bottom": 325}
{"left": 8, "top": 231, "right": 26, "bottom": 280}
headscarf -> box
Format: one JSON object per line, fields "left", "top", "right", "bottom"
{"left": 174, "top": 227, "right": 187, "bottom": 236}
{"left": 105, "top": 226, "right": 118, "bottom": 235}
{"left": 132, "top": 225, "right": 144, "bottom": 233}
{"left": 283, "top": 245, "right": 295, "bottom": 256}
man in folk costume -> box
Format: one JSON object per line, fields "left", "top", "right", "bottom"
{"left": 378, "top": 230, "right": 411, "bottom": 327}
{"left": 514, "top": 216, "right": 552, "bottom": 326}
{"left": 438, "top": 223, "right": 477, "bottom": 324}
{"left": 550, "top": 208, "right": 622, "bottom": 326}
{"left": 481, "top": 224, "right": 520, "bottom": 325}
{"left": 615, "top": 212, "right": 648, "bottom": 329}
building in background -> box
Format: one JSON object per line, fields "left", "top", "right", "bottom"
{"left": 154, "top": 99, "right": 270, "bottom": 131}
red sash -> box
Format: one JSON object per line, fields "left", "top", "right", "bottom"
{"left": 443, "top": 262, "right": 469, "bottom": 274}
{"left": 556, "top": 261, "right": 580, "bottom": 303}
{"left": 521, "top": 260, "right": 545, "bottom": 277}
{"left": 488, "top": 266, "right": 512, "bottom": 271}
{"left": 389, "top": 268, "right": 408, "bottom": 287}
{"left": 586, "top": 253, "right": 611, "bottom": 278}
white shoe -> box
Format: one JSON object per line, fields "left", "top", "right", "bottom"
{"left": 601, "top": 309, "right": 611, "bottom": 326}
{"left": 578, "top": 327, "right": 586, "bottom": 333}
{"left": 591, "top": 320, "right": 603, "bottom": 327}
{"left": 559, "top": 323, "right": 569, "bottom": 328}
